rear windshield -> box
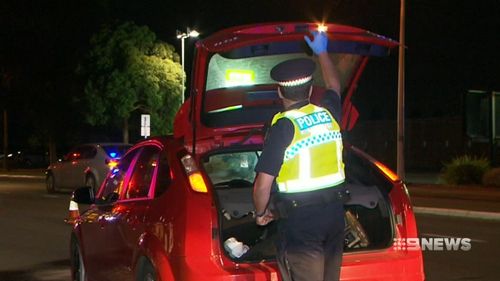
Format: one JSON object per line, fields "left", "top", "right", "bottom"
{"left": 102, "top": 145, "right": 132, "bottom": 159}
{"left": 203, "top": 45, "right": 361, "bottom": 128}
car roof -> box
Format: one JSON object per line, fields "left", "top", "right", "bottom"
{"left": 76, "top": 143, "right": 132, "bottom": 147}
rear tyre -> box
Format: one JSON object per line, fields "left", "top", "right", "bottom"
{"left": 46, "top": 173, "right": 56, "bottom": 193}
{"left": 71, "top": 242, "right": 86, "bottom": 281}
{"left": 85, "top": 174, "right": 97, "bottom": 195}
{"left": 137, "top": 258, "right": 157, "bottom": 281}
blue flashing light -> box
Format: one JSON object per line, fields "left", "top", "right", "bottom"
{"left": 109, "top": 152, "right": 117, "bottom": 158}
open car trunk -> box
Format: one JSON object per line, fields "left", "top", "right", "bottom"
{"left": 202, "top": 146, "right": 394, "bottom": 262}
{"left": 173, "top": 23, "right": 398, "bottom": 143}
{"left": 188, "top": 22, "right": 399, "bottom": 263}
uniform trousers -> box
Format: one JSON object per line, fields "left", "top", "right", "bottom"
{"left": 276, "top": 200, "right": 345, "bottom": 281}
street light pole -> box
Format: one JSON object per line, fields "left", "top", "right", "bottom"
{"left": 181, "top": 35, "right": 185, "bottom": 102}
{"left": 397, "top": 0, "right": 406, "bottom": 179}
{"left": 2, "top": 109, "right": 7, "bottom": 170}
{"left": 176, "top": 28, "right": 199, "bottom": 104}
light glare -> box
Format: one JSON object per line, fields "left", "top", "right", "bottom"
{"left": 318, "top": 24, "right": 328, "bottom": 32}
{"left": 189, "top": 30, "right": 200, "bottom": 38}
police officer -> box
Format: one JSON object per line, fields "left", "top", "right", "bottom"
{"left": 253, "top": 31, "right": 348, "bottom": 281}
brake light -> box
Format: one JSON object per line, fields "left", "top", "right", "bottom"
{"left": 181, "top": 154, "right": 208, "bottom": 193}
{"left": 374, "top": 161, "right": 400, "bottom": 182}
{"left": 225, "top": 69, "right": 255, "bottom": 87}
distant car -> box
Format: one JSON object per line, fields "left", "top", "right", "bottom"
{"left": 69, "top": 23, "right": 424, "bottom": 281}
{"left": 0, "top": 151, "right": 47, "bottom": 169}
{"left": 9, "top": 150, "right": 49, "bottom": 168}
{"left": 46, "top": 143, "right": 131, "bottom": 193}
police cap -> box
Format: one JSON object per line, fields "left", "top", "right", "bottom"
{"left": 270, "top": 58, "right": 316, "bottom": 87}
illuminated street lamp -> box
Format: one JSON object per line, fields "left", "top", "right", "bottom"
{"left": 176, "top": 28, "right": 199, "bottom": 103}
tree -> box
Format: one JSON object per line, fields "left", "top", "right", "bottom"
{"left": 79, "top": 22, "right": 183, "bottom": 143}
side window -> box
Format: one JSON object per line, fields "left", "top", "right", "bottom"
{"left": 124, "top": 146, "right": 160, "bottom": 200}
{"left": 155, "top": 150, "right": 172, "bottom": 197}
{"left": 98, "top": 149, "right": 139, "bottom": 203}
{"left": 80, "top": 146, "right": 97, "bottom": 159}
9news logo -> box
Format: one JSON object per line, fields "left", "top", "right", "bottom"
{"left": 394, "top": 238, "right": 472, "bottom": 251}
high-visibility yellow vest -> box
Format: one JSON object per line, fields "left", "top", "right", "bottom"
{"left": 271, "top": 103, "right": 345, "bottom": 193}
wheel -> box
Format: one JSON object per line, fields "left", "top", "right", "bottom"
{"left": 85, "top": 174, "right": 97, "bottom": 195}
{"left": 137, "top": 258, "right": 157, "bottom": 281}
{"left": 71, "top": 242, "right": 86, "bottom": 281}
{"left": 46, "top": 173, "right": 56, "bottom": 193}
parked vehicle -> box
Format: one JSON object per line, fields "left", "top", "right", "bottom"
{"left": 46, "top": 143, "right": 131, "bottom": 193}
{"left": 0, "top": 150, "right": 48, "bottom": 168}
{"left": 70, "top": 23, "right": 424, "bottom": 281}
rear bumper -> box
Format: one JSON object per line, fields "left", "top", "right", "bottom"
{"left": 168, "top": 257, "right": 281, "bottom": 281}
{"left": 167, "top": 249, "right": 424, "bottom": 281}
{"left": 340, "top": 249, "right": 424, "bottom": 281}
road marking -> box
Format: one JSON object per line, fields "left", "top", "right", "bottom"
{"left": 414, "top": 206, "right": 500, "bottom": 221}
{"left": 421, "top": 232, "right": 487, "bottom": 243}
{"left": 32, "top": 268, "right": 71, "bottom": 280}
{"left": 0, "top": 174, "right": 45, "bottom": 179}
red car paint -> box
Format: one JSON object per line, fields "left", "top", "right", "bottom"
{"left": 71, "top": 22, "right": 424, "bottom": 281}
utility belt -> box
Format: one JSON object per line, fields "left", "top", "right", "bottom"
{"left": 272, "top": 185, "right": 350, "bottom": 218}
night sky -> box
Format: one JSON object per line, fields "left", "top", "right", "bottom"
{"left": 1, "top": 0, "right": 499, "bottom": 149}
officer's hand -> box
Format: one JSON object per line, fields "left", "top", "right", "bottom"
{"left": 304, "top": 31, "right": 328, "bottom": 55}
{"left": 255, "top": 209, "right": 274, "bottom": 226}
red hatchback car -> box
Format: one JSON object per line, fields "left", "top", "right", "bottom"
{"left": 70, "top": 22, "right": 425, "bottom": 281}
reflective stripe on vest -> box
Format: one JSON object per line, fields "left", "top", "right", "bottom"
{"left": 271, "top": 103, "right": 345, "bottom": 193}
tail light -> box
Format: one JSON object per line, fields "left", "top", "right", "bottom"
{"left": 180, "top": 154, "right": 208, "bottom": 193}
{"left": 373, "top": 160, "right": 400, "bottom": 182}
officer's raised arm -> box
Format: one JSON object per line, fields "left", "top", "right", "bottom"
{"left": 305, "top": 31, "right": 341, "bottom": 96}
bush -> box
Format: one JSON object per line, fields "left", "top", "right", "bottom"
{"left": 441, "top": 155, "right": 490, "bottom": 185}
{"left": 483, "top": 167, "right": 500, "bottom": 187}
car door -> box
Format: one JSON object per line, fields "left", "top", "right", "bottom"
{"left": 102, "top": 143, "right": 164, "bottom": 281}
{"left": 68, "top": 145, "right": 97, "bottom": 188}
{"left": 78, "top": 147, "right": 140, "bottom": 281}
{"left": 57, "top": 147, "right": 82, "bottom": 188}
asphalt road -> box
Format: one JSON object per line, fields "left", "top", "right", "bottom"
{"left": 0, "top": 176, "right": 499, "bottom": 281}
{"left": 416, "top": 213, "right": 500, "bottom": 281}
{"left": 0, "top": 176, "right": 72, "bottom": 281}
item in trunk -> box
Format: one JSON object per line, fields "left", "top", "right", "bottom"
{"left": 344, "top": 210, "right": 370, "bottom": 248}
{"left": 224, "top": 237, "right": 250, "bottom": 258}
